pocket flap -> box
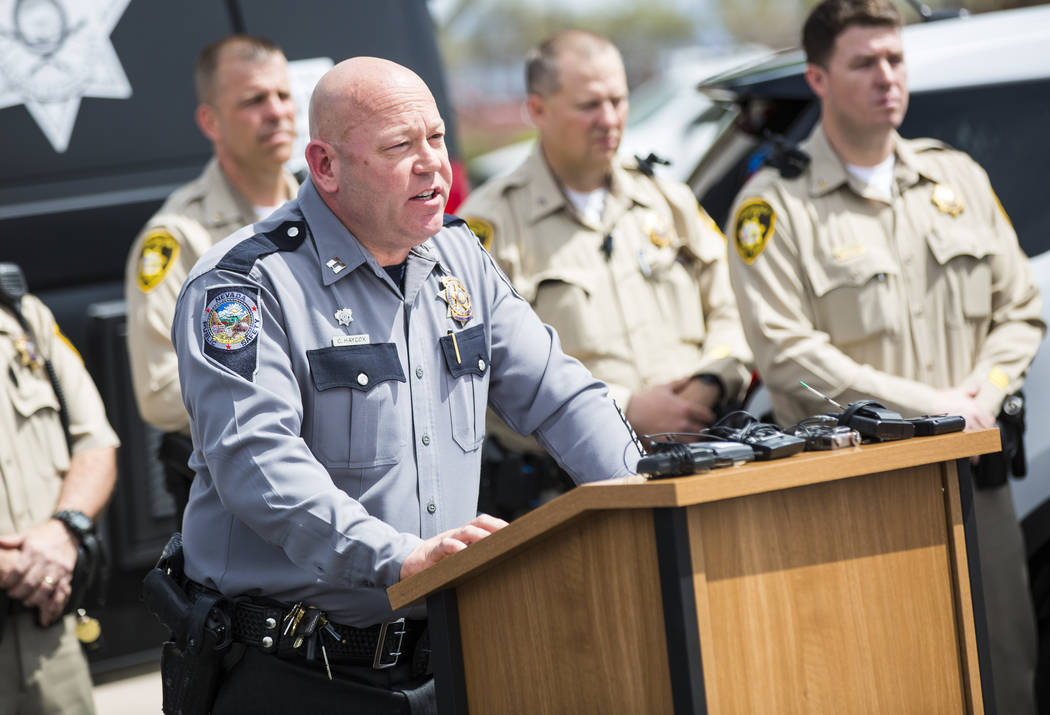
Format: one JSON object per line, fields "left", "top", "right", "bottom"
{"left": 8, "top": 370, "right": 59, "bottom": 418}
{"left": 440, "top": 324, "right": 489, "bottom": 378}
{"left": 307, "top": 343, "right": 405, "bottom": 392}
{"left": 806, "top": 248, "right": 899, "bottom": 299}
{"left": 925, "top": 226, "right": 994, "bottom": 266}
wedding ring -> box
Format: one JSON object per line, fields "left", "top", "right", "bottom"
{"left": 42, "top": 575, "right": 57, "bottom": 587}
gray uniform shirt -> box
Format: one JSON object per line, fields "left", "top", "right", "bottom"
{"left": 173, "top": 178, "right": 641, "bottom": 626}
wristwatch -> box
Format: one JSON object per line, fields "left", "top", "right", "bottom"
{"left": 52, "top": 510, "right": 94, "bottom": 545}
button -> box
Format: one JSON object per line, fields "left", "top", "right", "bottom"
{"left": 415, "top": 366, "right": 424, "bottom": 379}
{"left": 426, "top": 502, "right": 437, "bottom": 514}
{"left": 264, "top": 617, "right": 277, "bottom": 630}
{"left": 262, "top": 636, "right": 274, "bottom": 648}
{"left": 357, "top": 373, "right": 369, "bottom": 386}
{"left": 287, "top": 226, "right": 299, "bottom": 237}
{"left": 477, "top": 359, "right": 486, "bottom": 372}
{"left": 422, "top": 434, "right": 431, "bottom": 446}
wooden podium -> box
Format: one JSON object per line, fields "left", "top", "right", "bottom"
{"left": 389, "top": 430, "right": 1001, "bottom": 714}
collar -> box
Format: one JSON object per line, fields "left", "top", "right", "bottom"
{"left": 804, "top": 124, "right": 937, "bottom": 199}
{"left": 522, "top": 145, "right": 656, "bottom": 228}
{"left": 200, "top": 158, "right": 298, "bottom": 229}
{"left": 299, "top": 178, "right": 438, "bottom": 289}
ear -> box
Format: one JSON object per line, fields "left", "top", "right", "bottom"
{"left": 195, "top": 104, "right": 220, "bottom": 143}
{"left": 306, "top": 140, "right": 338, "bottom": 193}
{"left": 525, "top": 93, "right": 545, "bottom": 128}
{"left": 805, "top": 63, "right": 828, "bottom": 100}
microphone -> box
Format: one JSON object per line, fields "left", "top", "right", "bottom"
{"left": 600, "top": 233, "right": 613, "bottom": 260}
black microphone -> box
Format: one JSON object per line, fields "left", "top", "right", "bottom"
{"left": 600, "top": 233, "right": 613, "bottom": 260}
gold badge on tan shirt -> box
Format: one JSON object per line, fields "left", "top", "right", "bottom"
{"left": 644, "top": 213, "right": 673, "bottom": 249}
{"left": 438, "top": 276, "right": 473, "bottom": 325}
{"left": 931, "top": 184, "right": 964, "bottom": 217}
{"left": 136, "top": 230, "right": 180, "bottom": 293}
{"left": 14, "top": 334, "right": 43, "bottom": 371}
{"left": 465, "top": 217, "right": 494, "bottom": 251}
{"left": 733, "top": 199, "right": 775, "bottom": 264}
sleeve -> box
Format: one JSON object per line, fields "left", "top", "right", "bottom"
{"left": 27, "top": 296, "right": 119, "bottom": 453}
{"left": 726, "top": 184, "right": 943, "bottom": 421}
{"left": 124, "top": 217, "right": 208, "bottom": 434}
{"left": 477, "top": 246, "right": 643, "bottom": 482}
{"left": 963, "top": 165, "right": 1045, "bottom": 416}
{"left": 686, "top": 204, "right": 754, "bottom": 404}
{"left": 173, "top": 270, "right": 419, "bottom": 590}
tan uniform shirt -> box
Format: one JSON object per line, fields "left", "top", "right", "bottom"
{"left": 0, "top": 295, "right": 119, "bottom": 536}
{"left": 124, "top": 159, "right": 298, "bottom": 434}
{"left": 461, "top": 148, "right": 752, "bottom": 448}
{"left": 728, "top": 124, "right": 1045, "bottom": 426}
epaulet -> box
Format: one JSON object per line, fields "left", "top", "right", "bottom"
{"left": 443, "top": 214, "right": 466, "bottom": 227}
{"left": 215, "top": 220, "right": 307, "bottom": 274}
{"left": 631, "top": 152, "right": 672, "bottom": 178}
{"left": 907, "top": 137, "right": 954, "bottom": 153}
{"left": 762, "top": 131, "right": 810, "bottom": 179}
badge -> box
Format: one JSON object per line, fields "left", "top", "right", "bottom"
{"left": 136, "top": 230, "right": 180, "bottom": 292}
{"left": 465, "top": 217, "right": 494, "bottom": 251}
{"left": 201, "top": 287, "right": 261, "bottom": 381}
{"left": 438, "top": 276, "right": 473, "bottom": 325}
{"left": 931, "top": 184, "right": 964, "bottom": 217}
{"left": 733, "top": 199, "right": 775, "bottom": 264}
{"left": 14, "top": 334, "right": 42, "bottom": 370}
{"left": 335, "top": 308, "right": 353, "bottom": 326}
{"left": 644, "top": 213, "right": 673, "bottom": 249}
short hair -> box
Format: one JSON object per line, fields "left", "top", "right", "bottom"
{"left": 802, "top": 0, "right": 902, "bottom": 67}
{"left": 194, "top": 34, "right": 283, "bottom": 104}
{"left": 525, "top": 30, "right": 619, "bottom": 96}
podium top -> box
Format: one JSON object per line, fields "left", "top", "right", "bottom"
{"left": 388, "top": 428, "right": 1000, "bottom": 609}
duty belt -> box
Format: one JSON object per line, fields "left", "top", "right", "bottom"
{"left": 187, "top": 583, "right": 425, "bottom": 670}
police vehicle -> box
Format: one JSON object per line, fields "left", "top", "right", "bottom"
{"left": 689, "top": 5, "right": 1050, "bottom": 700}
{"left": 0, "top": 0, "right": 466, "bottom": 669}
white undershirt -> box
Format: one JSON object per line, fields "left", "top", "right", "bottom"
{"left": 563, "top": 186, "right": 608, "bottom": 226}
{"left": 846, "top": 154, "right": 896, "bottom": 202}
{"left": 255, "top": 204, "right": 280, "bottom": 220}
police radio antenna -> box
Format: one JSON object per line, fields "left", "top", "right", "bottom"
{"left": 799, "top": 381, "right": 843, "bottom": 410}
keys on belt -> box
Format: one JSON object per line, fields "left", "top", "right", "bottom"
{"left": 277, "top": 602, "right": 408, "bottom": 677}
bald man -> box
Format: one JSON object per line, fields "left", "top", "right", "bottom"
{"left": 162, "top": 57, "right": 640, "bottom": 712}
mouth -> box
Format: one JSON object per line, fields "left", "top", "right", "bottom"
{"left": 411, "top": 188, "right": 440, "bottom": 201}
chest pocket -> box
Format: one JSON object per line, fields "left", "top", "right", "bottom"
{"left": 806, "top": 246, "right": 900, "bottom": 348}
{"left": 306, "top": 343, "right": 405, "bottom": 468}
{"left": 925, "top": 225, "right": 994, "bottom": 325}
{"left": 6, "top": 357, "right": 69, "bottom": 474}
{"left": 530, "top": 269, "right": 603, "bottom": 358}
{"left": 439, "top": 324, "right": 489, "bottom": 452}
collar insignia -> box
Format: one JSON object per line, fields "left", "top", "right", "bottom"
{"left": 326, "top": 257, "right": 347, "bottom": 274}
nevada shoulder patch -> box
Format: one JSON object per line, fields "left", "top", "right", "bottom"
{"left": 464, "top": 217, "right": 494, "bottom": 251}
{"left": 137, "top": 230, "right": 180, "bottom": 292}
{"left": 201, "top": 286, "right": 261, "bottom": 381}
{"left": 733, "top": 199, "right": 776, "bottom": 264}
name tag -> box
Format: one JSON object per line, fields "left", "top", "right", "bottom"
{"left": 332, "top": 334, "right": 370, "bottom": 347}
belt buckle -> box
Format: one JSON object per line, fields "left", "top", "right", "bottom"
{"left": 373, "top": 617, "right": 407, "bottom": 669}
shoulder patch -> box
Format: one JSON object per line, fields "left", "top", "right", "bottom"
{"left": 733, "top": 199, "right": 776, "bottom": 264}
{"left": 463, "top": 216, "right": 494, "bottom": 250}
{"left": 699, "top": 206, "right": 726, "bottom": 243}
{"left": 137, "top": 230, "right": 180, "bottom": 292}
{"left": 216, "top": 221, "right": 306, "bottom": 275}
{"left": 201, "top": 286, "right": 261, "bottom": 381}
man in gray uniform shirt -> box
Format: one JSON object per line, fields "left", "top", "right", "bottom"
{"left": 167, "top": 57, "right": 641, "bottom": 713}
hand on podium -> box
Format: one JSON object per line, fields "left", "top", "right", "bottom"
{"left": 400, "top": 514, "right": 508, "bottom": 581}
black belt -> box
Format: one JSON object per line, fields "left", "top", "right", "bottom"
{"left": 186, "top": 582, "right": 425, "bottom": 670}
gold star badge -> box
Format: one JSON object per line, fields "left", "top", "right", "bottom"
{"left": 438, "top": 276, "right": 472, "bottom": 325}
{"left": 931, "top": 184, "right": 964, "bottom": 217}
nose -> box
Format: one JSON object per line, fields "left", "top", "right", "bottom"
{"left": 415, "top": 140, "right": 444, "bottom": 173}
{"left": 873, "top": 58, "right": 894, "bottom": 84}
{"left": 263, "top": 92, "right": 294, "bottom": 121}
{"left": 597, "top": 99, "right": 620, "bottom": 128}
